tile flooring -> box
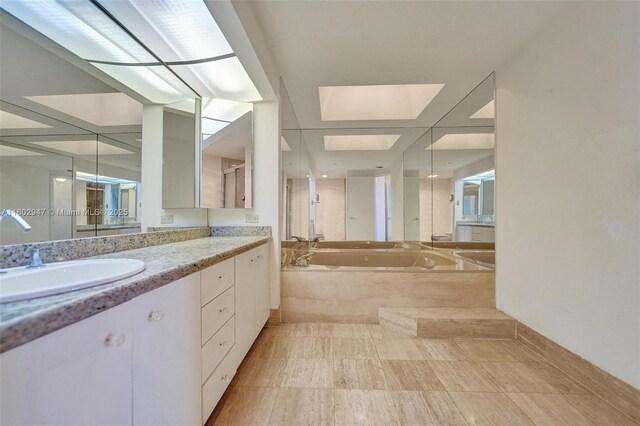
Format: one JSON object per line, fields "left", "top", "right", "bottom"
{"left": 207, "top": 323, "right": 637, "bottom": 425}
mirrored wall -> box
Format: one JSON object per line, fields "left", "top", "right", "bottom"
{"left": 280, "top": 73, "right": 495, "bottom": 244}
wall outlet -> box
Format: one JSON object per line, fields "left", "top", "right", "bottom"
{"left": 160, "top": 214, "right": 174, "bottom": 224}
{"left": 245, "top": 214, "right": 259, "bottom": 223}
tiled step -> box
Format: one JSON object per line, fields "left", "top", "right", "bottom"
{"left": 378, "top": 307, "right": 516, "bottom": 339}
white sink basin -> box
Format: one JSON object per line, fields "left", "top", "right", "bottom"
{"left": 0, "top": 259, "right": 146, "bottom": 303}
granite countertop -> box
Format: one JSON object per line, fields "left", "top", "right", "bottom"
{"left": 456, "top": 222, "right": 496, "bottom": 228}
{"left": 0, "top": 235, "right": 269, "bottom": 354}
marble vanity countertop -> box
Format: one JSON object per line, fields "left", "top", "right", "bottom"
{"left": 456, "top": 222, "right": 496, "bottom": 228}
{"left": 0, "top": 235, "right": 269, "bottom": 354}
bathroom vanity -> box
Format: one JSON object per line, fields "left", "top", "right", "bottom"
{"left": 0, "top": 235, "right": 270, "bottom": 425}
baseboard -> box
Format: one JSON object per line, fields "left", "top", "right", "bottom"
{"left": 516, "top": 321, "right": 640, "bottom": 423}
{"left": 268, "top": 307, "right": 281, "bottom": 326}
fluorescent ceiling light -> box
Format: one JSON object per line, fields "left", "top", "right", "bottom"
{"left": 0, "top": 1, "right": 155, "bottom": 63}
{"left": 32, "top": 140, "right": 133, "bottom": 156}
{"left": 321, "top": 174, "right": 328, "bottom": 178}
{"left": 430, "top": 133, "right": 494, "bottom": 150}
{"left": 99, "top": 0, "right": 233, "bottom": 62}
{"left": 470, "top": 99, "right": 495, "bottom": 119}
{"left": 172, "top": 57, "right": 261, "bottom": 102}
{"left": 281, "top": 136, "right": 291, "bottom": 152}
{"left": 92, "top": 63, "right": 192, "bottom": 104}
{"left": 202, "top": 118, "right": 229, "bottom": 136}
{"left": 0, "top": 111, "right": 51, "bottom": 129}
{"left": 324, "top": 135, "right": 401, "bottom": 151}
{"left": 26, "top": 93, "right": 142, "bottom": 126}
{"left": 0, "top": 145, "right": 44, "bottom": 156}
{"left": 427, "top": 174, "right": 439, "bottom": 178}
{"left": 319, "top": 84, "right": 444, "bottom": 121}
{"left": 203, "top": 99, "right": 252, "bottom": 122}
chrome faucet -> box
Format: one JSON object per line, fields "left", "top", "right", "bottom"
{"left": 0, "top": 209, "right": 32, "bottom": 232}
{"left": 27, "top": 248, "right": 44, "bottom": 268}
{"left": 290, "top": 235, "right": 306, "bottom": 242}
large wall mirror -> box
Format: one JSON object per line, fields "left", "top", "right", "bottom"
{"left": 404, "top": 73, "right": 495, "bottom": 245}
{"left": 0, "top": 19, "right": 143, "bottom": 245}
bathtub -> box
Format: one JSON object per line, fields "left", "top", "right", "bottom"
{"left": 281, "top": 243, "right": 495, "bottom": 323}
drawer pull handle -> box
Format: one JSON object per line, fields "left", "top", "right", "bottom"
{"left": 218, "top": 274, "right": 225, "bottom": 280}
{"left": 104, "top": 333, "right": 126, "bottom": 348}
{"left": 219, "top": 307, "right": 229, "bottom": 314}
{"left": 148, "top": 311, "right": 164, "bottom": 322}
{"left": 219, "top": 341, "right": 228, "bottom": 348}
{"left": 221, "top": 374, "right": 230, "bottom": 383}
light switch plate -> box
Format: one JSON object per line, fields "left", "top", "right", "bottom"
{"left": 160, "top": 214, "right": 174, "bottom": 224}
{"left": 245, "top": 214, "right": 259, "bottom": 223}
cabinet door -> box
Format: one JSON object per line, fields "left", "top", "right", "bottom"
{"left": 233, "top": 248, "right": 256, "bottom": 365}
{"left": 0, "top": 303, "right": 133, "bottom": 425}
{"left": 132, "top": 274, "right": 201, "bottom": 426}
{"left": 254, "top": 243, "right": 270, "bottom": 334}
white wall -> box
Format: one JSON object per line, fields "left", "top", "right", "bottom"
{"left": 315, "top": 178, "right": 346, "bottom": 241}
{"left": 140, "top": 105, "right": 208, "bottom": 229}
{"left": 207, "top": 101, "right": 281, "bottom": 309}
{"left": 418, "top": 178, "right": 454, "bottom": 241}
{"left": 289, "top": 178, "right": 309, "bottom": 240}
{"left": 496, "top": 2, "right": 640, "bottom": 387}
{"left": 346, "top": 176, "right": 376, "bottom": 240}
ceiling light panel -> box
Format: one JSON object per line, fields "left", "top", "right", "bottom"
{"left": 172, "top": 57, "right": 262, "bottom": 102}
{"left": 202, "top": 118, "right": 229, "bottom": 137}
{"left": 470, "top": 99, "right": 495, "bottom": 119}
{"left": 319, "top": 84, "right": 444, "bottom": 121}
{"left": 0, "top": 1, "right": 155, "bottom": 63}
{"left": 26, "top": 93, "right": 142, "bottom": 126}
{"left": 324, "top": 135, "right": 401, "bottom": 151}
{"left": 203, "top": 99, "right": 253, "bottom": 122}
{"left": 0, "top": 111, "right": 51, "bottom": 130}
{"left": 32, "top": 140, "right": 132, "bottom": 156}
{"left": 430, "top": 133, "right": 495, "bottom": 150}
{"left": 92, "top": 63, "right": 193, "bottom": 104}
{"left": 99, "top": 0, "right": 233, "bottom": 62}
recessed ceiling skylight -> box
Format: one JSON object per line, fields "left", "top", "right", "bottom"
{"left": 202, "top": 118, "right": 229, "bottom": 137}
{"left": 0, "top": 111, "right": 51, "bottom": 130}
{"left": 26, "top": 93, "right": 143, "bottom": 126}
{"left": 0, "top": 145, "right": 45, "bottom": 156}
{"left": 430, "top": 133, "right": 494, "bottom": 150}
{"left": 32, "top": 140, "right": 133, "bottom": 156}
{"left": 324, "top": 135, "right": 401, "bottom": 151}
{"left": 470, "top": 99, "right": 495, "bottom": 119}
{"left": 319, "top": 84, "right": 444, "bottom": 121}
{"left": 281, "top": 136, "right": 291, "bottom": 152}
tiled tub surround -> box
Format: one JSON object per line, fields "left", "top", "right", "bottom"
{"left": 0, "top": 235, "right": 269, "bottom": 353}
{"left": 0, "top": 226, "right": 212, "bottom": 269}
{"left": 207, "top": 322, "right": 638, "bottom": 426}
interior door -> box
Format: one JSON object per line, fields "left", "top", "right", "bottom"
{"left": 346, "top": 176, "right": 375, "bottom": 240}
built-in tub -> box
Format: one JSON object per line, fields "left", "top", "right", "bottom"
{"left": 281, "top": 243, "right": 495, "bottom": 323}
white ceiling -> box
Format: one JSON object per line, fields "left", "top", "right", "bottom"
{"left": 251, "top": 1, "right": 567, "bottom": 130}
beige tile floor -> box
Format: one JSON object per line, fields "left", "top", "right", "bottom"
{"left": 208, "top": 323, "right": 637, "bottom": 426}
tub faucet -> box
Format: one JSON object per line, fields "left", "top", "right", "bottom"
{"left": 291, "top": 235, "right": 306, "bottom": 242}
{"left": 291, "top": 251, "right": 315, "bottom": 267}
{"left": 0, "top": 209, "right": 32, "bottom": 233}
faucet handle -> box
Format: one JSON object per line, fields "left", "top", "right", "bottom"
{"left": 28, "top": 248, "right": 44, "bottom": 268}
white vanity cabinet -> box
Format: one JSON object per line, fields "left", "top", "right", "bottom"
{"left": 0, "top": 302, "right": 134, "bottom": 426}
{"left": 0, "top": 241, "right": 270, "bottom": 426}
{"left": 131, "top": 273, "right": 201, "bottom": 426}
{"left": 456, "top": 225, "right": 495, "bottom": 242}
{"left": 233, "top": 244, "right": 270, "bottom": 366}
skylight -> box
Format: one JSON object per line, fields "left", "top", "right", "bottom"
{"left": 26, "top": 93, "right": 142, "bottom": 126}
{"left": 430, "top": 133, "right": 494, "bottom": 150}
{"left": 470, "top": 99, "right": 495, "bottom": 119}
{"left": 0, "top": 111, "right": 51, "bottom": 129}
{"left": 32, "top": 140, "right": 133, "bottom": 156}
{"left": 324, "top": 135, "right": 401, "bottom": 151}
{"left": 204, "top": 99, "right": 253, "bottom": 122}
{"left": 319, "top": 84, "right": 444, "bottom": 121}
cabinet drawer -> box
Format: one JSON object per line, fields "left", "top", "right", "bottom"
{"left": 202, "top": 286, "right": 235, "bottom": 345}
{"left": 202, "top": 316, "right": 235, "bottom": 384}
{"left": 202, "top": 353, "right": 236, "bottom": 424}
{"left": 201, "top": 258, "right": 235, "bottom": 307}
{"left": 471, "top": 227, "right": 482, "bottom": 235}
